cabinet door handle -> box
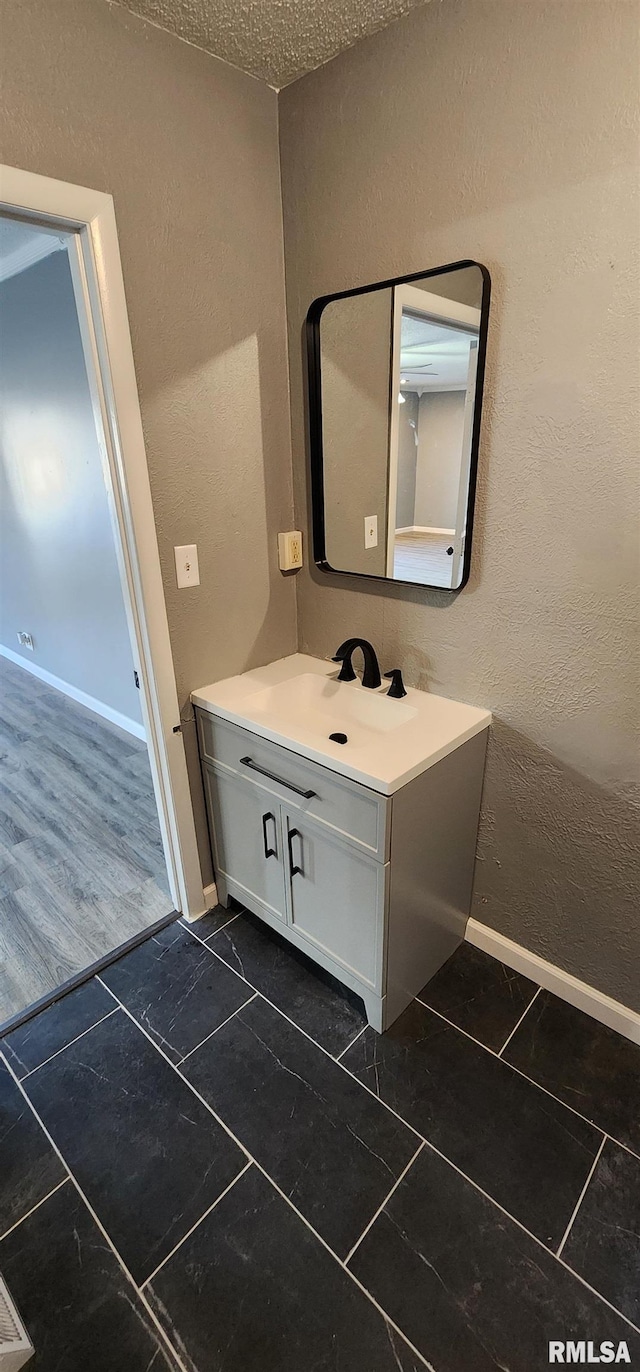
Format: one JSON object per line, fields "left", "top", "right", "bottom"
{"left": 240, "top": 756, "right": 316, "bottom": 800}
{"left": 287, "top": 826, "right": 303, "bottom": 877}
{"left": 262, "top": 811, "right": 277, "bottom": 860}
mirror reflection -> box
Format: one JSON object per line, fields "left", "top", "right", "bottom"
{"left": 311, "top": 262, "right": 490, "bottom": 591}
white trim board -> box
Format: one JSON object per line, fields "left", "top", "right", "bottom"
{"left": 395, "top": 526, "right": 455, "bottom": 536}
{"left": 183, "top": 882, "right": 219, "bottom": 922}
{"left": 0, "top": 642, "right": 146, "bottom": 741}
{"left": 466, "top": 918, "right": 640, "bottom": 1047}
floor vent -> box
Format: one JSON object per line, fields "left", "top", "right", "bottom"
{"left": 0, "top": 1275, "right": 33, "bottom": 1369}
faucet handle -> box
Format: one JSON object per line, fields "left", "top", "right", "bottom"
{"left": 384, "top": 669, "right": 407, "bottom": 699}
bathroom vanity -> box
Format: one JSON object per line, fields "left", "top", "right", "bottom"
{"left": 193, "top": 655, "right": 490, "bottom": 1031}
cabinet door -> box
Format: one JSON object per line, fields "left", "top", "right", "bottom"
{"left": 284, "top": 812, "right": 386, "bottom": 991}
{"left": 203, "top": 764, "right": 286, "bottom": 921}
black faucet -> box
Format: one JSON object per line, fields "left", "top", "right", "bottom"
{"left": 332, "top": 638, "right": 382, "bottom": 690}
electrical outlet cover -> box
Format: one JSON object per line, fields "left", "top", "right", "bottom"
{"left": 278, "top": 531, "right": 303, "bottom": 571}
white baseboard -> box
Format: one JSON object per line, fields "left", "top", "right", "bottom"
{"left": 0, "top": 642, "right": 146, "bottom": 741}
{"left": 466, "top": 918, "right": 640, "bottom": 1047}
{"left": 395, "top": 525, "right": 455, "bottom": 536}
{"left": 183, "top": 882, "right": 219, "bottom": 922}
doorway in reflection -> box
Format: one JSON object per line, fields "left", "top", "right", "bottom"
{"left": 388, "top": 291, "right": 480, "bottom": 589}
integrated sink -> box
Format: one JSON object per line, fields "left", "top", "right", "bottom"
{"left": 192, "top": 654, "right": 491, "bottom": 795}
{"left": 247, "top": 672, "right": 418, "bottom": 747}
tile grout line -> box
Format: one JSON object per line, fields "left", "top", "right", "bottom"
{"left": 88, "top": 992, "right": 433, "bottom": 1368}
{"left": 417, "top": 1131, "right": 640, "bottom": 1337}
{"left": 414, "top": 994, "right": 640, "bottom": 1162}
{"left": 180, "top": 921, "right": 409, "bottom": 1109}
{"left": 178, "top": 993, "right": 258, "bottom": 1065}
{"left": 611, "top": 1136, "right": 640, "bottom": 1164}
{"left": 498, "top": 986, "right": 542, "bottom": 1057}
{"left": 555, "top": 1253, "right": 640, "bottom": 1334}
{"left": 343, "top": 1141, "right": 425, "bottom": 1266}
{"left": 0, "top": 1176, "right": 70, "bottom": 1244}
{"left": 0, "top": 1048, "right": 190, "bottom": 1372}
{"left": 556, "top": 1134, "right": 608, "bottom": 1259}
{"left": 203, "top": 913, "right": 240, "bottom": 940}
{"left": 181, "top": 911, "right": 239, "bottom": 941}
{"left": 91, "top": 980, "right": 640, "bottom": 1339}
{"left": 141, "top": 1161, "right": 253, "bottom": 1288}
{"left": 336, "top": 1024, "right": 367, "bottom": 1060}
{"left": 249, "top": 1159, "right": 437, "bottom": 1372}
{"left": 95, "top": 976, "right": 257, "bottom": 1067}
{"left": 414, "top": 992, "right": 531, "bottom": 1059}
{"left": 100, "top": 982, "right": 183, "bottom": 1062}
{"left": 16, "top": 1007, "right": 119, "bottom": 1081}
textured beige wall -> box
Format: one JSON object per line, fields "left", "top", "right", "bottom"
{"left": 279, "top": 0, "right": 640, "bottom": 1007}
{"left": 0, "top": 0, "right": 297, "bottom": 883}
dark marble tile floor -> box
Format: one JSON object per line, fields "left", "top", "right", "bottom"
{"left": 2, "top": 976, "right": 114, "bottom": 1078}
{"left": 1, "top": 1182, "right": 180, "bottom": 1370}
{"left": 100, "top": 920, "right": 254, "bottom": 1062}
{"left": 208, "top": 904, "right": 367, "bottom": 1055}
{"left": 148, "top": 1165, "right": 424, "bottom": 1371}
{"left": 416, "top": 940, "right": 539, "bottom": 1051}
{"left": 504, "top": 989, "right": 640, "bottom": 1154}
{"left": 24, "top": 1007, "right": 246, "bottom": 1284}
{"left": 1, "top": 909, "right": 638, "bottom": 1370}
{"left": 348, "top": 1140, "right": 640, "bottom": 1372}
{"left": 341, "top": 998, "right": 601, "bottom": 1249}
{"left": 182, "top": 992, "right": 419, "bottom": 1257}
{"left": 0, "top": 1059, "right": 65, "bottom": 1237}
{"left": 562, "top": 1139, "right": 640, "bottom": 1326}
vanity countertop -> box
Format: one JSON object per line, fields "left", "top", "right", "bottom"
{"left": 191, "top": 654, "right": 490, "bottom": 796}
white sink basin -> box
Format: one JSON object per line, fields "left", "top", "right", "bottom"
{"left": 247, "top": 672, "right": 418, "bottom": 747}
{"left": 192, "top": 654, "right": 491, "bottom": 795}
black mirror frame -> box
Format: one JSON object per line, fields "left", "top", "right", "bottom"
{"left": 305, "top": 259, "right": 491, "bottom": 593}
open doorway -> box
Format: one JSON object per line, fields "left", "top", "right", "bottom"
{"left": 0, "top": 168, "right": 206, "bottom": 1027}
{"left": 387, "top": 282, "right": 482, "bottom": 589}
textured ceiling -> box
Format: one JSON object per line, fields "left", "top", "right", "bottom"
{"left": 112, "top": 0, "right": 432, "bottom": 88}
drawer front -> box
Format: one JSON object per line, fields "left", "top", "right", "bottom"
{"left": 197, "top": 710, "right": 389, "bottom": 861}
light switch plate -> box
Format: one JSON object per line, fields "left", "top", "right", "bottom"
{"left": 364, "top": 515, "right": 378, "bottom": 549}
{"left": 174, "top": 544, "right": 200, "bottom": 588}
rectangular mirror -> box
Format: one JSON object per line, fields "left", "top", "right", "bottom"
{"left": 306, "top": 261, "right": 491, "bottom": 591}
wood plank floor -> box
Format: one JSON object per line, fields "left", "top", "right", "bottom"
{"left": 0, "top": 655, "right": 172, "bottom": 1024}
{"left": 393, "top": 530, "right": 454, "bottom": 587}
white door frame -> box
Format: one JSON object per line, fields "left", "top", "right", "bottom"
{"left": 450, "top": 341, "right": 478, "bottom": 590}
{"left": 0, "top": 163, "right": 209, "bottom": 920}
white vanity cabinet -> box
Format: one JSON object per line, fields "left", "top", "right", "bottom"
{"left": 196, "top": 705, "right": 488, "bottom": 1032}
